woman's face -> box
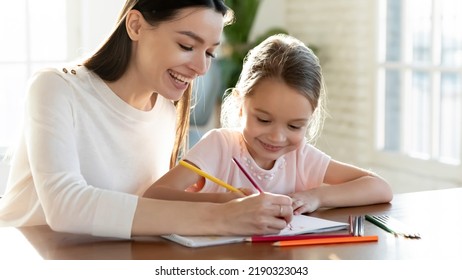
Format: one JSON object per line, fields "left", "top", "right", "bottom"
{"left": 128, "top": 7, "right": 224, "bottom": 101}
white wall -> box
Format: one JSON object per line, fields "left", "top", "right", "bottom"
{"left": 0, "top": 161, "right": 8, "bottom": 195}
{"left": 248, "top": 0, "right": 287, "bottom": 41}
{"left": 79, "top": 0, "right": 126, "bottom": 57}
{"left": 66, "top": 0, "right": 125, "bottom": 59}
{"left": 286, "top": 0, "right": 377, "bottom": 165}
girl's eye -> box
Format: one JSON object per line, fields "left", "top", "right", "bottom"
{"left": 179, "top": 44, "right": 193, "bottom": 51}
{"left": 289, "top": 125, "right": 302, "bottom": 130}
{"left": 257, "top": 117, "right": 270, "bottom": 123}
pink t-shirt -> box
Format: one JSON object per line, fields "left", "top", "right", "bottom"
{"left": 184, "top": 128, "right": 331, "bottom": 194}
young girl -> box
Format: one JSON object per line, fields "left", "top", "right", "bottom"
{"left": 144, "top": 34, "right": 393, "bottom": 214}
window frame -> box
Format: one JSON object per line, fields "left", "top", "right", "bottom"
{"left": 374, "top": 0, "right": 462, "bottom": 185}
{"left": 0, "top": 0, "right": 81, "bottom": 157}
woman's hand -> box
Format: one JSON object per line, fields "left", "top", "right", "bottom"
{"left": 133, "top": 193, "right": 292, "bottom": 237}
{"left": 288, "top": 190, "right": 321, "bottom": 215}
{"left": 216, "top": 193, "right": 293, "bottom": 236}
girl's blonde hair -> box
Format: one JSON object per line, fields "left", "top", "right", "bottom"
{"left": 220, "top": 34, "right": 326, "bottom": 143}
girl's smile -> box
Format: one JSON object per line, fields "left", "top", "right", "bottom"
{"left": 258, "top": 139, "right": 285, "bottom": 153}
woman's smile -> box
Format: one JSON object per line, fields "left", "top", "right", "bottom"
{"left": 167, "top": 69, "right": 193, "bottom": 90}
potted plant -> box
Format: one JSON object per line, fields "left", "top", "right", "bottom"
{"left": 220, "top": 0, "right": 288, "bottom": 92}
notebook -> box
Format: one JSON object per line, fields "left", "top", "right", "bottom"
{"left": 162, "top": 215, "right": 348, "bottom": 248}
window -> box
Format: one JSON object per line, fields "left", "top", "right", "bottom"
{"left": 376, "top": 0, "right": 462, "bottom": 182}
{"left": 0, "top": 0, "right": 70, "bottom": 155}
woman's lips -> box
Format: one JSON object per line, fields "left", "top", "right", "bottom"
{"left": 168, "top": 70, "right": 192, "bottom": 90}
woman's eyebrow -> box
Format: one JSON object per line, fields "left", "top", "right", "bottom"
{"left": 177, "top": 31, "right": 220, "bottom": 46}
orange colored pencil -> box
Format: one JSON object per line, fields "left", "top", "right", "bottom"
{"left": 272, "top": 235, "right": 378, "bottom": 247}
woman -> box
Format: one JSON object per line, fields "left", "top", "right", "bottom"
{"left": 0, "top": 0, "right": 292, "bottom": 239}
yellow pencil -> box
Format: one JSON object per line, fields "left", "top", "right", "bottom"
{"left": 179, "top": 160, "right": 244, "bottom": 194}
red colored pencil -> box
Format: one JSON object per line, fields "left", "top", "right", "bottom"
{"left": 232, "top": 157, "right": 264, "bottom": 193}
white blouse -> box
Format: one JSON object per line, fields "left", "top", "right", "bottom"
{"left": 0, "top": 65, "right": 176, "bottom": 239}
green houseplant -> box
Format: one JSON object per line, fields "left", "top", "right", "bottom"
{"left": 220, "top": 0, "right": 288, "bottom": 92}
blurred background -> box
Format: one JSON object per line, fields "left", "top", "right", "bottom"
{"left": 1, "top": 0, "right": 461, "bottom": 195}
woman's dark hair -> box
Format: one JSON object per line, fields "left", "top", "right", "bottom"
{"left": 84, "top": 0, "right": 233, "bottom": 168}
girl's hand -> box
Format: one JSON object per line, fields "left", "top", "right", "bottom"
{"left": 184, "top": 181, "right": 254, "bottom": 203}
{"left": 217, "top": 193, "right": 293, "bottom": 236}
{"left": 218, "top": 188, "right": 251, "bottom": 202}
{"left": 185, "top": 177, "right": 205, "bottom": 192}
{"left": 214, "top": 187, "right": 261, "bottom": 203}
{"left": 289, "top": 190, "right": 321, "bottom": 215}
{"left": 225, "top": 187, "right": 269, "bottom": 202}
{"left": 238, "top": 187, "right": 257, "bottom": 196}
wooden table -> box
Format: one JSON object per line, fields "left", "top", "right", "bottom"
{"left": 1, "top": 188, "right": 461, "bottom": 260}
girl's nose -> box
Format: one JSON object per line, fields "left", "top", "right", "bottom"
{"left": 268, "top": 127, "right": 286, "bottom": 142}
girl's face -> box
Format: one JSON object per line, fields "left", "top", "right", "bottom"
{"left": 241, "top": 78, "right": 313, "bottom": 170}
{"left": 129, "top": 7, "right": 224, "bottom": 100}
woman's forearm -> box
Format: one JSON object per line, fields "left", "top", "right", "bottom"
{"left": 143, "top": 185, "right": 238, "bottom": 203}
{"left": 132, "top": 193, "right": 294, "bottom": 237}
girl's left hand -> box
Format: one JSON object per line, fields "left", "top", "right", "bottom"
{"left": 185, "top": 177, "right": 206, "bottom": 192}
{"left": 288, "top": 190, "right": 321, "bottom": 215}
{"left": 226, "top": 187, "right": 259, "bottom": 201}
